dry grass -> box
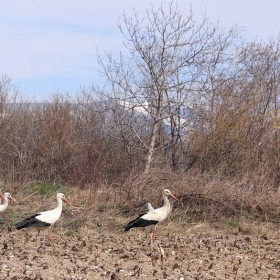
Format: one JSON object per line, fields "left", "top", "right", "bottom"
{"left": 3, "top": 169, "right": 280, "bottom": 239}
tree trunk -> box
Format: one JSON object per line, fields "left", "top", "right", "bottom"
{"left": 144, "top": 96, "right": 162, "bottom": 172}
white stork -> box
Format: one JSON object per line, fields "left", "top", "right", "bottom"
{"left": 0, "top": 192, "right": 18, "bottom": 213}
{"left": 16, "top": 192, "right": 72, "bottom": 250}
{"left": 124, "top": 188, "right": 178, "bottom": 251}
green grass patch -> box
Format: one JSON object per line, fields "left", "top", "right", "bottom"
{"left": 65, "top": 229, "right": 76, "bottom": 237}
{"left": 228, "top": 219, "right": 239, "bottom": 228}
{"left": 9, "top": 221, "right": 16, "bottom": 229}
{"left": 29, "top": 182, "right": 69, "bottom": 197}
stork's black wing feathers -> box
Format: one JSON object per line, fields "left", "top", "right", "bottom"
{"left": 16, "top": 213, "right": 51, "bottom": 229}
{"left": 124, "top": 213, "right": 158, "bottom": 232}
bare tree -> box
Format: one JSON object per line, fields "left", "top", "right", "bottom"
{"left": 93, "top": 2, "right": 242, "bottom": 172}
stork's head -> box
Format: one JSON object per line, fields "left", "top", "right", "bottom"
{"left": 56, "top": 192, "right": 72, "bottom": 206}
{"left": 162, "top": 189, "right": 179, "bottom": 202}
{"left": 3, "top": 192, "right": 17, "bottom": 203}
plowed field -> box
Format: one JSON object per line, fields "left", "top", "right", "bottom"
{"left": 0, "top": 222, "right": 279, "bottom": 279}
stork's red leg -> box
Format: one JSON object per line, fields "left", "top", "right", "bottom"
{"left": 149, "top": 229, "right": 160, "bottom": 252}
{"left": 36, "top": 230, "right": 41, "bottom": 251}
{"left": 47, "top": 228, "right": 52, "bottom": 241}
{"left": 47, "top": 228, "right": 54, "bottom": 248}
{"left": 149, "top": 230, "right": 154, "bottom": 251}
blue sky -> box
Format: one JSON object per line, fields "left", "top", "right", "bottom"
{"left": 1, "top": 0, "right": 280, "bottom": 101}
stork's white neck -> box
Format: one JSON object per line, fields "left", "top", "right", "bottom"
{"left": 163, "top": 193, "right": 170, "bottom": 205}
{"left": 0, "top": 194, "right": 8, "bottom": 212}
{"left": 161, "top": 193, "right": 172, "bottom": 217}
{"left": 55, "top": 196, "right": 63, "bottom": 213}
{"left": 46, "top": 196, "right": 64, "bottom": 224}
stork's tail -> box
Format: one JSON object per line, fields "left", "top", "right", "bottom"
{"left": 124, "top": 214, "right": 158, "bottom": 231}
{"left": 16, "top": 217, "right": 33, "bottom": 229}
{"left": 16, "top": 214, "right": 49, "bottom": 230}
{"left": 124, "top": 216, "right": 142, "bottom": 232}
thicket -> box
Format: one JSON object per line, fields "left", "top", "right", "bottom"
{"left": 2, "top": 38, "right": 280, "bottom": 191}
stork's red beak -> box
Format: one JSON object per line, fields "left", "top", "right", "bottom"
{"left": 9, "top": 195, "right": 18, "bottom": 204}
{"left": 169, "top": 193, "right": 179, "bottom": 202}
{"left": 62, "top": 197, "right": 72, "bottom": 206}
{"left": 0, "top": 193, "right": 6, "bottom": 202}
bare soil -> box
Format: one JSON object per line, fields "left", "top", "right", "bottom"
{"left": 0, "top": 220, "right": 280, "bottom": 280}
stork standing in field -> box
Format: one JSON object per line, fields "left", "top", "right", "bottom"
{"left": 124, "top": 189, "right": 179, "bottom": 252}
{"left": 16, "top": 192, "right": 72, "bottom": 251}
{"left": 0, "top": 192, "right": 18, "bottom": 213}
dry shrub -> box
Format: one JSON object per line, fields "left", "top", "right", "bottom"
{"left": 5, "top": 168, "right": 280, "bottom": 235}
{"left": 94, "top": 168, "right": 280, "bottom": 227}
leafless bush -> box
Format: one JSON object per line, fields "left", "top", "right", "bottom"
{"left": 99, "top": 168, "right": 280, "bottom": 225}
